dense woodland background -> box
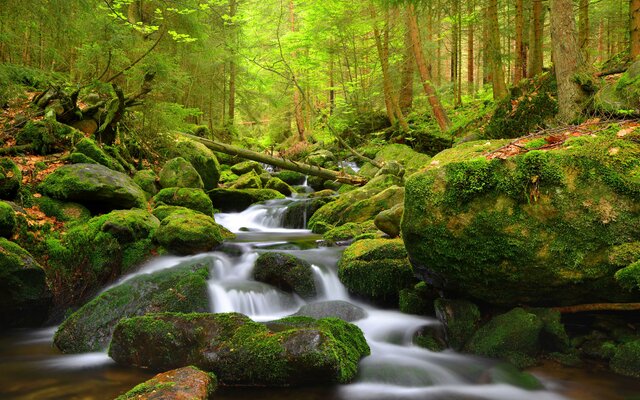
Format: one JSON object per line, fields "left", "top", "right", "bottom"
{"left": 0, "top": 0, "right": 637, "bottom": 158}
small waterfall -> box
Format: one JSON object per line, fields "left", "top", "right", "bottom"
{"left": 312, "top": 264, "right": 349, "bottom": 300}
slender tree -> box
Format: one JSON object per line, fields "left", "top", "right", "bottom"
{"left": 632, "top": 0, "right": 640, "bottom": 59}
{"left": 528, "top": 0, "right": 545, "bottom": 77}
{"left": 550, "top": 0, "right": 586, "bottom": 123}
{"left": 467, "top": 0, "right": 475, "bottom": 95}
{"left": 227, "top": 0, "right": 238, "bottom": 125}
{"left": 514, "top": 0, "right": 525, "bottom": 83}
{"left": 399, "top": 11, "right": 414, "bottom": 114}
{"left": 487, "top": 0, "right": 507, "bottom": 99}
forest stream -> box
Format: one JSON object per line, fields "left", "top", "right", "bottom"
{"left": 2, "top": 192, "right": 640, "bottom": 400}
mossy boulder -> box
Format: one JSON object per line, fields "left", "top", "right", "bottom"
{"left": 0, "top": 238, "right": 51, "bottom": 328}
{"left": 274, "top": 171, "right": 306, "bottom": 186}
{"left": 374, "top": 203, "right": 403, "bottom": 238}
{"left": 74, "top": 138, "right": 124, "bottom": 172}
{"left": 308, "top": 175, "right": 404, "bottom": 231}
{"left": 610, "top": 339, "right": 640, "bottom": 378}
{"left": 265, "top": 177, "right": 294, "bottom": 196}
{"left": 159, "top": 157, "right": 204, "bottom": 189}
{"left": 293, "top": 300, "right": 367, "bottom": 322}
{"left": 465, "top": 308, "right": 544, "bottom": 368}
{"left": 209, "top": 188, "right": 285, "bottom": 212}
{"left": 399, "top": 281, "right": 437, "bottom": 316}
{"left": 230, "top": 160, "right": 264, "bottom": 176}
{"left": 109, "top": 313, "right": 370, "bottom": 386}
{"left": 594, "top": 60, "right": 640, "bottom": 115}
{"left": 35, "top": 196, "right": 91, "bottom": 223}
{"left": 402, "top": 128, "right": 640, "bottom": 306}
{"left": 484, "top": 72, "right": 558, "bottom": 139}
{"left": 169, "top": 137, "right": 221, "bottom": 191}
{"left": 306, "top": 150, "right": 336, "bottom": 168}
{"left": 359, "top": 144, "right": 431, "bottom": 178}
{"left": 253, "top": 252, "right": 316, "bottom": 299}
{"left": 152, "top": 205, "right": 200, "bottom": 221}
{"left": 17, "top": 119, "right": 81, "bottom": 154}
{"left": 0, "top": 201, "right": 16, "bottom": 238}
{"left": 54, "top": 262, "right": 210, "bottom": 353}
{"left": 434, "top": 298, "right": 481, "bottom": 351}
{"left": 0, "top": 158, "right": 22, "bottom": 200}
{"left": 68, "top": 152, "right": 96, "bottom": 164}
{"left": 39, "top": 164, "right": 146, "bottom": 211}
{"left": 153, "top": 187, "right": 214, "bottom": 217}
{"left": 154, "top": 209, "right": 231, "bottom": 255}
{"left": 133, "top": 169, "right": 159, "bottom": 197}
{"left": 46, "top": 209, "right": 159, "bottom": 305}
{"left": 337, "top": 238, "right": 416, "bottom": 302}
{"left": 231, "top": 170, "right": 262, "bottom": 190}
{"left": 323, "top": 221, "right": 378, "bottom": 243}
{"left": 116, "top": 366, "right": 217, "bottom": 400}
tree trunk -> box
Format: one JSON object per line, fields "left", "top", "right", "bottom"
{"left": 514, "top": 0, "right": 525, "bottom": 84}
{"left": 399, "top": 11, "right": 414, "bottom": 114}
{"left": 407, "top": 4, "right": 452, "bottom": 131}
{"left": 181, "top": 133, "right": 368, "bottom": 186}
{"left": 528, "top": 0, "right": 544, "bottom": 77}
{"left": 550, "top": 0, "right": 586, "bottom": 123}
{"left": 227, "top": 0, "right": 238, "bottom": 124}
{"left": 467, "top": 0, "right": 475, "bottom": 95}
{"left": 289, "top": 0, "right": 305, "bottom": 141}
{"left": 487, "top": 0, "right": 507, "bottom": 99}
{"left": 632, "top": 0, "right": 640, "bottom": 59}
{"left": 578, "top": 0, "right": 589, "bottom": 62}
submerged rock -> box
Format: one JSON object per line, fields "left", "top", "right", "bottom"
{"left": 54, "top": 262, "right": 210, "bottom": 353}
{"left": 108, "top": 313, "right": 370, "bottom": 386}
{"left": 337, "top": 238, "right": 415, "bottom": 302}
{"left": 254, "top": 252, "right": 316, "bottom": 299}
{"left": 116, "top": 366, "right": 217, "bottom": 400}
{"left": 39, "top": 163, "right": 146, "bottom": 211}
{"left": 0, "top": 238, "right": 51, "bottom": 329}
{"left": 293, "top": 300, "right": 367, "bottom": 322}
{"left": 402, "top": 128, "right": 640, "bottom": 306}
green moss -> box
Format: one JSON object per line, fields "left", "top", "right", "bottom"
{"left": 154, "top": 209, "right": 230, "bottom": 255}
{"left": 152, "top": 205, "right": 204, "bottom": 221}
{"left": 74, "top": 138, "right": 124, "bottom": 172}
{"left": 35, "top": 196, "right": 90, "bottom": 223}
{"left": 133, "top": 170, "right": 159, "bottom": 197}
{"left": 323, "top": 221, "right": 377, "bottom": 243}
{"left": 17, "top": 120, "right": 81, "bottom": 155}
{"left": 274, "top": 171, "right": 306, "bottom": 186}
{"left": 611, "top": 340, "right": 640, "bottom": 378}
{"left": 231, "top": 170, "right": 262, "bottom": 189}
{"left": 338, "top": 238, "right": 415, "bottom": 302}
{"left": 159, "top": 157, "right": 204, "bottom": 189}
{"left": 466, "top": 308, "right": 544, "bottom": 369}
{"left": 254, "top": 253, "right": 316, "bottom": 299}
{"left": 358, "top": 144, "right": 431, "bottom": 178}
{"left": 615, "top": 261, "right": 640, "bottom": 291}
{"left": 54, "top": 262, "right": 209, "bottom": 353}
{"left": 68, "top": 152, "right": 97, "bottom": 164}
{"left": 231, "top": 161, "right": 264, "bottom": 175}
{"left": 0, "top": 201, "right": 16, "bottom": 238}
{"left": 399, "top": 282, "right": 435, "bottom": 315}
{"left": 265, "top": 177, "right": 293, "bottom": 196}
{"left": 153, "top": 187, "right": 214, "bottom": 217}
{"left": 0, "top": 158, "right": 21, "bottom": 200}
{"left": 171, "top": 137, "right": 221, "bottom": 191}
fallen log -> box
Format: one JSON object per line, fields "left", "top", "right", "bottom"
{"left": 180, "top": 133, "right": 369, "bottom": 186}
{"left": 553, "top": 302, "right": 640, "bottom": 313}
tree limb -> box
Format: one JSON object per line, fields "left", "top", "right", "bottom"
{"left": 553, "top": 303, "right": 640, "bottom": 313}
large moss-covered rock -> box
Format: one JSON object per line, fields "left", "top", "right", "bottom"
{"left": 338, "top": 238, "right": 415, "bottom": 302}
{"left": 116, "top": 366, "right": 217, "bottom": 400}
{"left": 74, "top": 138, "right": 124, "bottom": 172}
{"left": 399, "top": 281, "right": 437, "bottom": 316}
{"left": 484, "top": 72, "right": 558, "bottom": 139}
{"left": 209, "top": 188, "right": 285, "bottom": 212}
{"left": 254, "top": 252, "right": 316, "bottom": 299}
{"left": 274, "top": 171, "right": 306, "bottom": 186}
{"left": 133, "top": 169, "right": 159, "bottom": 197}
{"left": 0, "top": 201, "right": 16, "bottom": 238}
{"left": 282, "top": 196, "right": 335, "bottom": 229}
{"left": 323, "top": 221, "right": 378, "bottom": 243}
{"left": 402, "top": 127, "right": 640, "bottom": 306}
{"left": 231, "top": 170, "right": 262, "bottom": 189}
{"left": 154, "top": 209, "right": 231, "bottom": 255}
{"left": 159, "top": 157, "right": 204, "bottom": 189}
{"left": 306, "top": 150, "right": 336, "bottom": 168}
{"left": 0, "top": 238, "right": 51, "bottom": 328}
{"left": 374, "top": 203, "right": 403, "bottom": 238}
{"left": 35, "top": 196, "right": 91, "bottom": 223}
{"left": 39, "top": 164, "right": 146, "bottom": 211}
{"left": 46, "top": 209, "right": 159, "bottom": 305}
{"left": 0, "top": 158, "right": 21, "bottom": 200}
{"left": 594, "top": 60, "right": 640, "bottom": 114}
{"left": 308, "top": 175, "right": 404, "bottom": 231}
{"left": 265, "top": 177, "right": 294, "bottom": 196}
{"left": 109, "top": 313, "right": 370, "bottom": 386}
{"left": 169, "top": 137, "right": 221, "bottom": 191}
{"left": 54, "top": 262, "right": 210, "bottom": 353}
{"left": 153, "top": 187, "right": 214, "bottom": 217}
{"left": 434, "top": 299, "right": 481, "bottom": 351}
{"left": 465, "top": 308, "right": 544, "bottom": 368}
{"left": 230, "top": 160, "right": 264, "bottom": 176}
{"left": 359, "top": 144, "right": 431, "bottom": 178}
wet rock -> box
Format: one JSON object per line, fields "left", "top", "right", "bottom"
{"left": 116, "top": 366, "right": 217, "bottom": 400}
{"left": 254, "top": 252, "right": 316, "bottom": 299}
{"left": 108, "top": 313, "right": 370, "bottom": 386}
{"left": 54, "top": 262, "right": 210, "bottom": 353}
{"left": 399, "top": 281, "right": 437, "bottom": 316}
{"left": 209, "top": 188, "right": 284, "bottom": 212}
{"left": 39, "top": 163, "right": 146, "bottom": 211}
{"left": 282, "top": 197, "right": 335, "bottom": 229}
{"left": 159, "top": 157, "right": 204, "bottom": 189}
{"left": 434, "top": 298, "right": 481, "bottom": 351}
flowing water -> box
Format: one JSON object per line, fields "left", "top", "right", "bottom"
{"left": 2, "top": 196, "right": 640, "bottom": 399}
